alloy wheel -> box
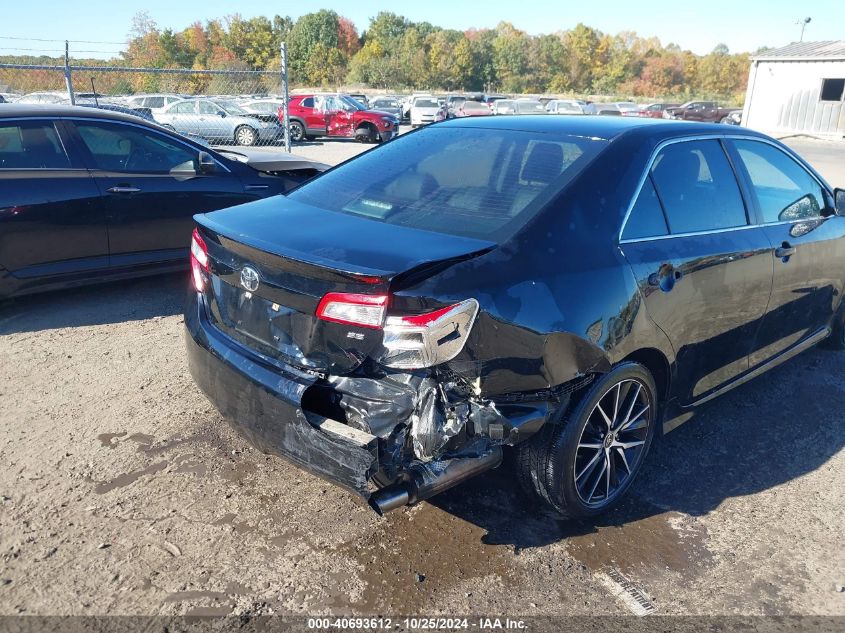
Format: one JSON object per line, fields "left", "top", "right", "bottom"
{"left": 573, "top": 378, "right": 652, "bottom": 507}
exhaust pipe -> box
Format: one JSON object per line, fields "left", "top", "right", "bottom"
{"left": 368, "top": 447, "right": 502, "bottom": 516}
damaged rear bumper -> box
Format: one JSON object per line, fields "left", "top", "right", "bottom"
{"left": 185, "top": 293, "right": 379, "bottom": 497}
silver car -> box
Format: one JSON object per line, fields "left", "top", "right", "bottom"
{"left": 155, "top": 99, "right": 282, "bottom": 146}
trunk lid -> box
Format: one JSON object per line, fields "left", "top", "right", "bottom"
{"left": 195, "top": 197, "right": 495, "bottom": 375}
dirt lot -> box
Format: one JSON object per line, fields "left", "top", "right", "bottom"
{"left": 0, "top": 131, "right": 843, "bottom": 620}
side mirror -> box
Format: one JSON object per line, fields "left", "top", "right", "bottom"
{"left": 198, "top": 151, "right": 217, "bottom": 174}
{"left": 219, "top": 111, "right": 227, "bottom": 118}
{"left": 835, "top": 188, "right": 845, "bottom": 216}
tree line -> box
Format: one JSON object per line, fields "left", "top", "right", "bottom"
{"left": 1, "top": 10, "right": 755, "bottom": 103}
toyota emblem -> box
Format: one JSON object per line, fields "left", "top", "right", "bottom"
{"left": 240, "top": 266, "right": 260, "bottom": 292}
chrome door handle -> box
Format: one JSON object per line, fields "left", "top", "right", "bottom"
{"left": 106, "top": 186, "right": 141, "bottom": 194}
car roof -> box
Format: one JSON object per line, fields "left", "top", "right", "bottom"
{"left": 434, "top": 115, "right": 768, "bottom": 142}
{"left": 0, "top": 103, "right": 165, "bottom": 125}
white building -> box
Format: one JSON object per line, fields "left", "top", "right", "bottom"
{"left": 742, "top": 41, "right": 845, "bottom": 137}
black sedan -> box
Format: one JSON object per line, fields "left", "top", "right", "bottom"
{"left": 185, "top": 116, "right": 845, "bottom": 518}
{"left": 0, "top": 105, "right": 326, "bottom": 298}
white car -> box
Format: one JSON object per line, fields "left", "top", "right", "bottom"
{"left": 545, "top": 99, "right": 586, "bottom": 115}
{"left": 124, "top": 94, "right": 186, "bottom": 114}
{"left": 410, "top": 96, "right": 440, "bottom": 127}
{"left": 239, "top": 99, "right": 286, "bottom": 116}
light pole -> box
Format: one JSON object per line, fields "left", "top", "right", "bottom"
{"left": 797, "top": 17, "right": 811, "bottom": 42}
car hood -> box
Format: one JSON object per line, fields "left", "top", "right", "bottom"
{"left": 217, "top": 148, "right": 329, "bottom": 172}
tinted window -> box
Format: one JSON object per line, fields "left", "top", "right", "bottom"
{"left": 622, "top": 176, "right": 668, "bottom": 240}
{"left": 0, "top": 121, "right": 71, "bottom": 169}
{"left": 75, "top": 122, "right": 197, "bottom": 173}
{"left": 733, "top": 140, "right": 826, "bottom": 223}
{"left": 650, "top": 140, "right": 746, "bottom": 234}
{"left": 289, "top": 127, "right": 607, "bottom": 241}
{"left": 300, "top": 97, "right": 314, "bottom": 108}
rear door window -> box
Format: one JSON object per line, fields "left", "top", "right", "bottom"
{"left": 288, "top": 127, "right": 607, "bottom": 241}
{"left": 650, "top": 139, "right": 747, "bottom": 234}
{"left": 0, "top": 121, "right": 71, "bottom": 169}
{"left": 621, "top": 176, "right": 668, "bottom": 240}
{"left": 731, "top": 140, "right": 826, "bottom": 223}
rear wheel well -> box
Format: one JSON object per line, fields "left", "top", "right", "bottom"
{"left": 622, "top": 348, "right": 670, "bottom": 405}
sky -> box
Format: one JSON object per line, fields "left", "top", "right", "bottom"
{"left": 1, "top": 0, "right": 843, "bottom": 59}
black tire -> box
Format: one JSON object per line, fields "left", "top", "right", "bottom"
{"left": 234, "top": 125, "right": 257, "bottom": 146}
{"left": 355, "top": 124, "right": 379, "bottom": 144}
{"left": 515, "top": 362, "right": 657, "bottom": 519}
{"left": 288, "top": 121, "right": 305, "bottom": 143}
{"left": 719, "top": 116, "right": 730, "bottom": 124}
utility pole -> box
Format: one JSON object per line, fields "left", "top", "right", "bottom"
{"left": 280, "top": 42, "right": 291, "bottom": 153}
{"left": 63, "top": 40, "right": 75, "bottom": 105}
{"left": 798, "top": 17, "right": 811, "bottom": 42}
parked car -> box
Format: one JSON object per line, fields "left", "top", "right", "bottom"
{"left": 546, "top": 100, "right": 586, "bottom": 115}
{"left": 410, "top": 96, "right": 441, "bottom": 127}
{"left": 368, "top": 97, "right": 403, "bottom": 121}
{"left": 482, "top": 94, "right": 507, "bottom": 108}
{"left": 583, "top": 103, "right": 622, "bottom": 116}
{"left": 186, "top": 116, "right": 845, "bottom": 518}
{"left": 16, "top": 92, "right": 68, "bottom": 105}
{"left": 0, "top": 105, "right": 326, "bottom": 298}
{"left": 722, "top": 110, "right": 743, "bottom": 125}
{"left": 348, "top": 94, "right": 369, "bottom": 108}
{"left": 124, "top": 94, "right": 187, "bottom": 114}
{"left": 638, "top": 103, "right": 681, "bottom": 119}
{"left": 453, "top": 100, "right": 493, "bottom": 118}
{"left": 611, "top": 101, "right": 641, "bottom": 116}
{"left": 155, "top": 99, "right": 282, "bottom": 146}
{"left": 491, "top": 99, "right": 517, "bottom": 115}
{"left": 286, "top": 93, "right": 398, "bottom": 143}
{"left": 238, "top": 99, "right": 287, "bottom": 119}
{"left": 664, "top": 101, "right": 735, "bottom": 122}
{"left": 78, "top": 102, "right": 156, "bottom": 123}
{"left": 513, "top": 100, "right": 547, "bottom": 115}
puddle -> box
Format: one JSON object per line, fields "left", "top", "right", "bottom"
{"left": 94, "top": 461, "right": 169, "bottom": 494}
{"left": 338, "top": 503, "right": 514, "bottom": 612}
{"left": 563, "top": 505, "right": 712, "bottom": 578}
{"left": 97, "top": 432, "right": 127, "bottom": 448}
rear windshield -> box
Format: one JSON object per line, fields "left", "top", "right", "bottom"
{"left": 414, "top": 99, "right": 439, "bottom": 108}
{"left": 288, "top": 126, "right": 607, "bottom": 241}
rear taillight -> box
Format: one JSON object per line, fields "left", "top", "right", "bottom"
{"left": 316, "top": 293, "right": 388, "bottom": 329}
{"left": 190, "top": 228, "right": 209, "bottom": 292}
{"left": 315, "top": 293, "right": 480, "bottom": 369}
{"left": 381, "top": 299, "right": 479, "bottom": 369}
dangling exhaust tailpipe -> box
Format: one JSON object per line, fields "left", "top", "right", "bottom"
{"left": 368, "top": 447, "right": 503, "bottom": 516}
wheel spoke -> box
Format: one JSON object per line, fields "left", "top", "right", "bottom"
{"left": 578, "top": 442, "right": 602, "bottom": 450}
{"left": 618, "top": 404, "right": 650, "bottom": 432}
{"left": 612, "top": 382, "right": 621, "bottom": 421}
{"left": 595, "top": 402, "right": 612, "bottom": 429}
{"left": 613, "top": 439, "right": 645, "bottom": 450}
{"left": 616, "top": 446, "right": 631, "bottom": 474}
{"left": 616, "top": 383, "right": 642, "bottom": 430}
{"left": 605, "top": 448, "right": 611, "bottom": 500}
{"left": 587, "top": 458, "right": 608, "bottom": 502}
{"left": 575, "top": 448, "right": 603, "bottom": 483}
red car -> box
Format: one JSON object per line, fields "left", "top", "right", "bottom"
{"left": 453, "top": 100, "right": 493, "bottom": 118}
{"left": 283, "top": 94, "right": 399, "bottom": 143}
{"left": 638, "top": 103, "right": 681, "bottom": 119}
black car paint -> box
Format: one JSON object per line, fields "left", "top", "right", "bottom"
{"left": 0, "top": 105, "right": 315, "bottom": 298}
{"left": 185, "top": 116, "right": 844, "bottom": 507}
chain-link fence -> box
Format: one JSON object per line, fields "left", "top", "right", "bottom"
{"left": 0, "top": 56, "right": 292, "bottom": 149}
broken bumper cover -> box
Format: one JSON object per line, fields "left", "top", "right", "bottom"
{"left": 184, "top": 292, "right": 379, "bottom": 497}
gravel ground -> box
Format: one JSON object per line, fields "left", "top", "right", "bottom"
{"left": 0, "top": 130, "right": 843, "bottom": 619}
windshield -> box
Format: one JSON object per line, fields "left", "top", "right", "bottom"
{"left": 516, "top": 101, "right": 545, "bottom": 113}
{"left": 414, "top": 99, "right": 439, "bottom": 108}
{"left": 341, "top": 95, "right": 366, "bottom": 111}
{"left": 217, "top": 100, "right": 249, "bottom": 115}
{"left": 373, "top": 99, "right": 398, "bottom": 108}
{"left": 289, "top": 127, "right": 607, "bottom": 241}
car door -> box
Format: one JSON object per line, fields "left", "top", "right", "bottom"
{"left": 727, "top": 138, "right": 845, "bottom": 365}
{"left": 164, "top": 101, "right": 198, "bottom": 136}
{"left": 0, "top": 118, "right": 108, "bottom": 282}
{"left": 619, "top": 138, "right": 774, "bottom": 404}
{"left": 68, "top": 119, "right": 254, "bottom": 268}
{"left": 324, "top": 96, "right": 355, "bottom": 137}
{"left": 196, "top": 100, "right": 229, "bottom": 142}
{"left": 303, "top": 96, "right": 327, "bottom": 135}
